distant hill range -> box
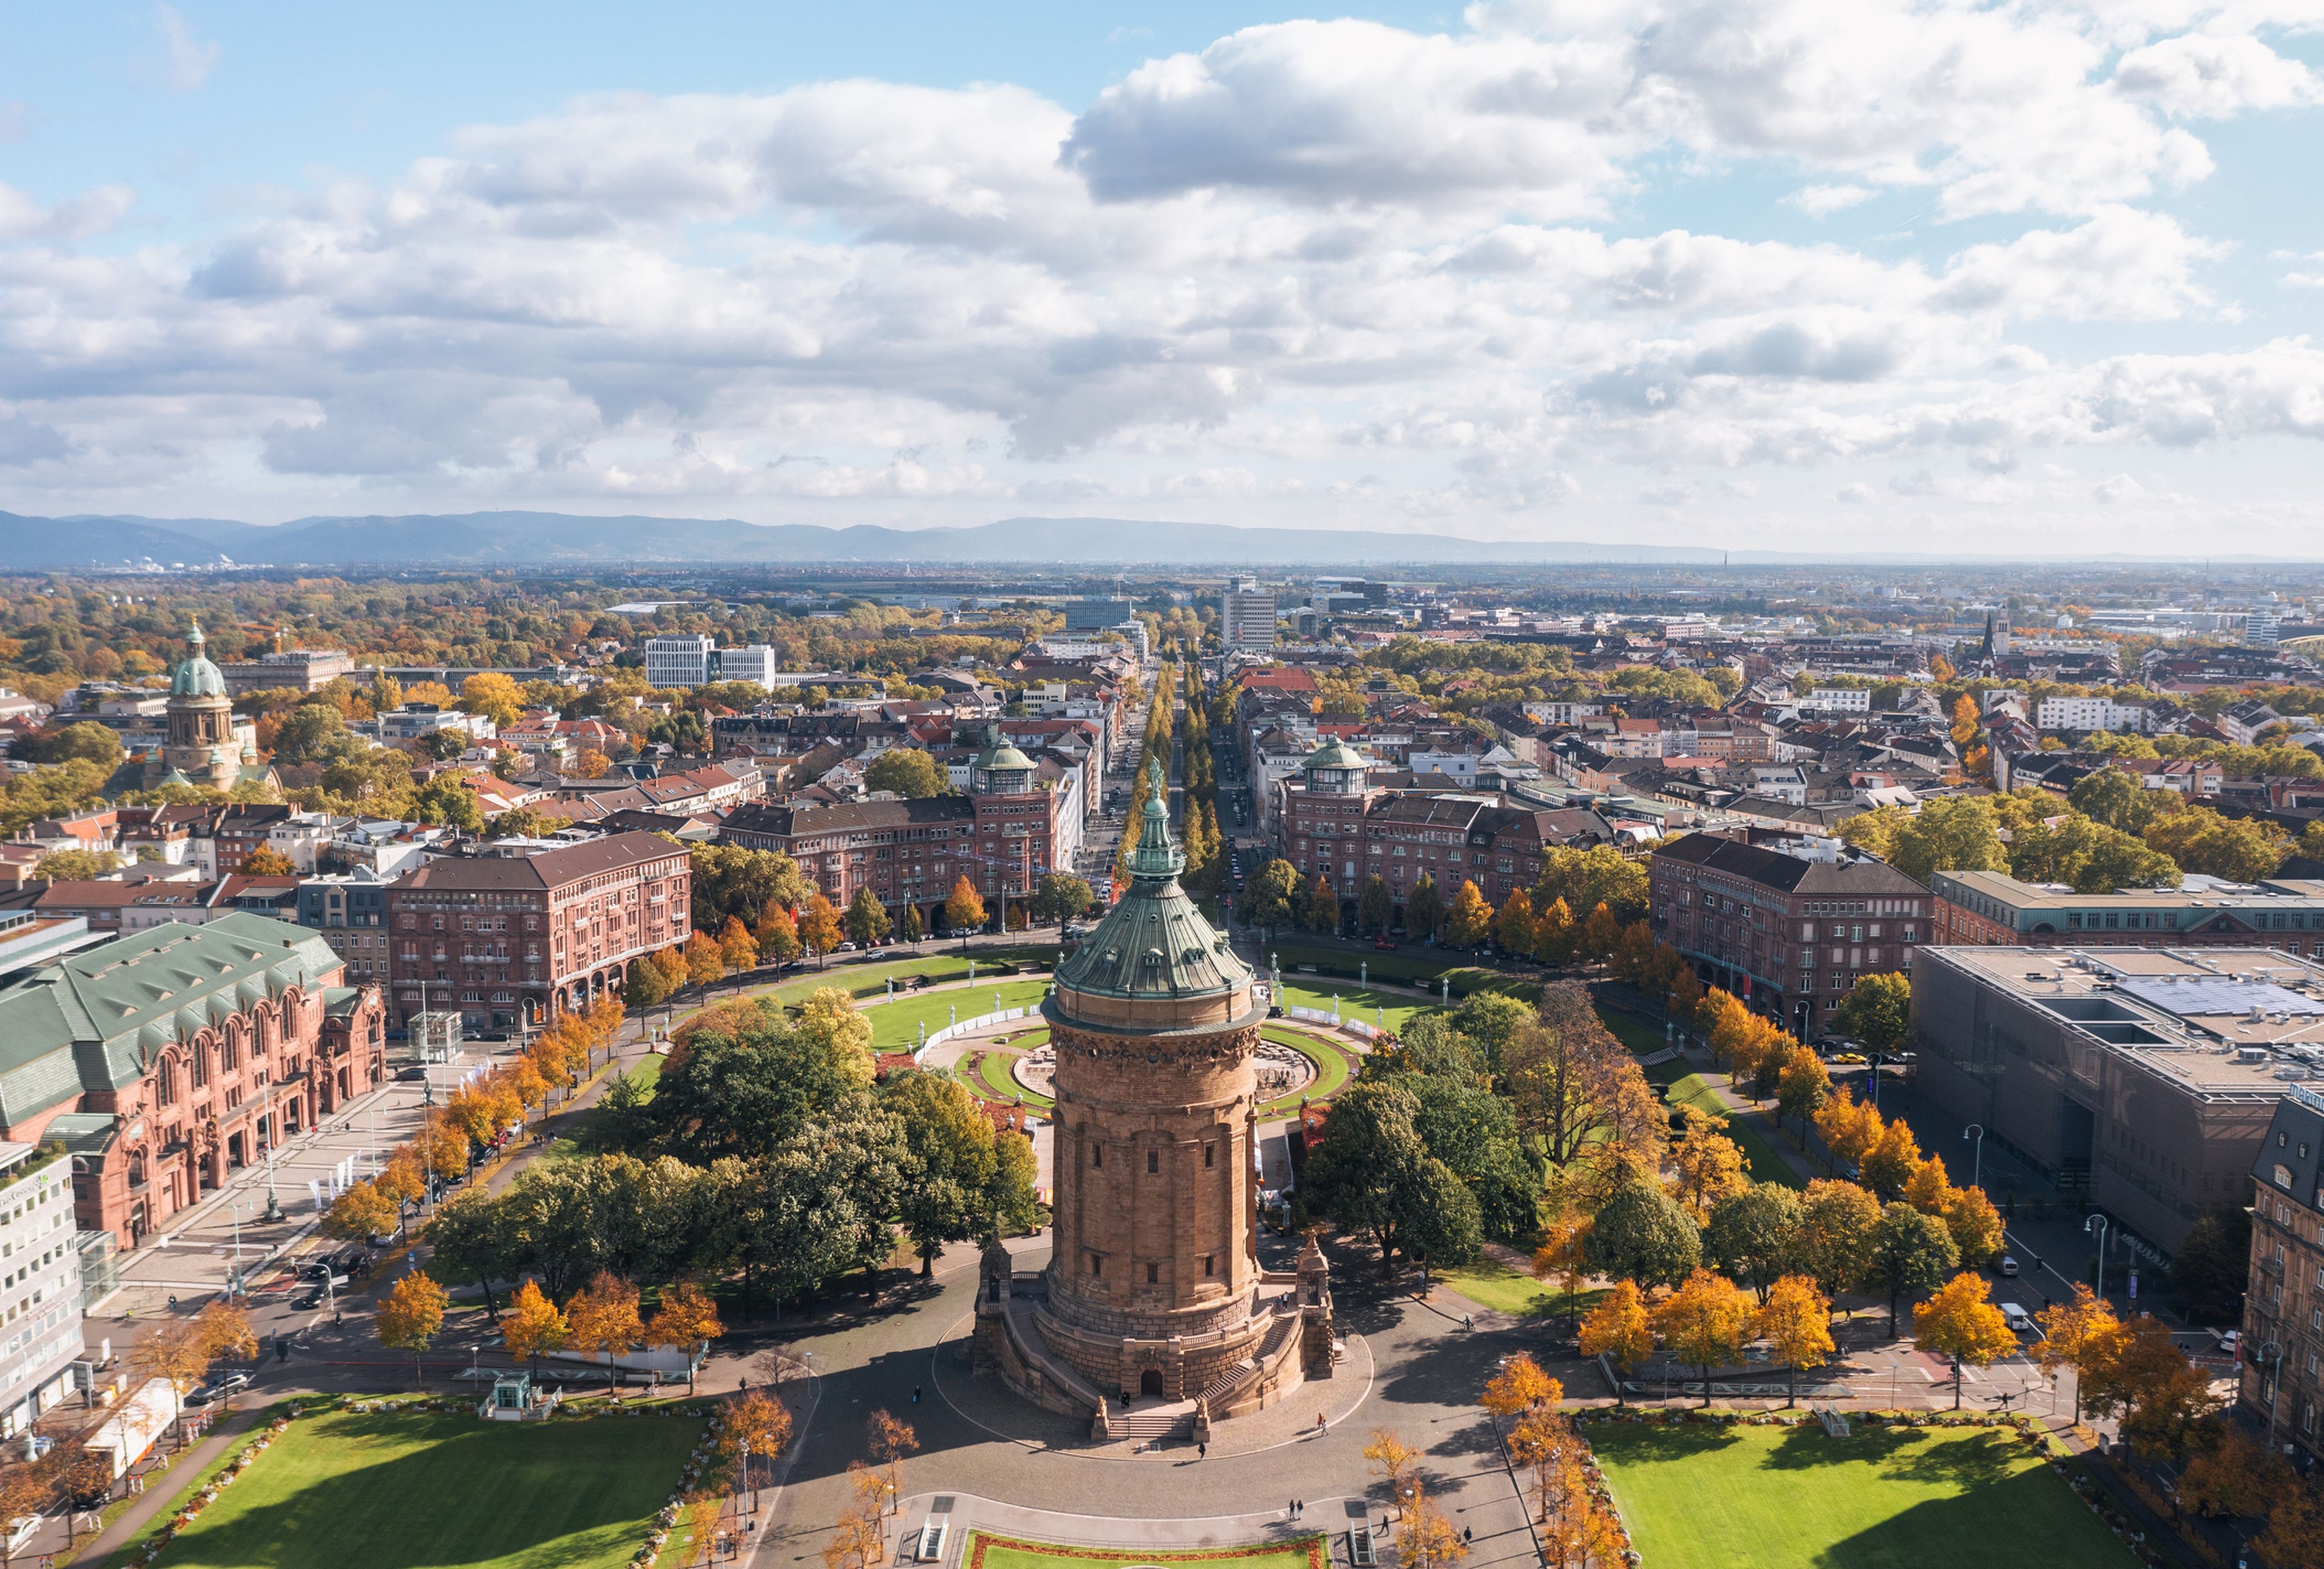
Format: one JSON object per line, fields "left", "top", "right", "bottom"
{"left": 0, "top": 510, "right": 1727, "bottom": 569}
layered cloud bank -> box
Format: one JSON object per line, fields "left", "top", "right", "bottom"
{"left": 1, "top": 1, "right": 2320, "bottom": 552}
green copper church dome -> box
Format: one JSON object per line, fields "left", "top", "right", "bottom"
{"left": 169, "top": 623, "right": 226, "bottom": 700}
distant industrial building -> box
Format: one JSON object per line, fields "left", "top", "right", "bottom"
{"left": 1910, "top": 944, "right": 2324, "bottom": 1251}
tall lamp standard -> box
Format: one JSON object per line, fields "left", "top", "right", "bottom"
{"left": 1963, "top": 1124, "right": 1985, "bottom": 1189}
{"left": 2085, "top": 1214, "right": 2109, "bottom": 1300}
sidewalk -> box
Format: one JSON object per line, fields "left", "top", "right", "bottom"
{"left": 60, "top": 1404, "right": 266, "bottom": 1568}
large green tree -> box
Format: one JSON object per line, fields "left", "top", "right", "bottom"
{"left": 882, "top": 1069, "right": 1038, "bottom": 1275}
{"left": 1530, "top": 845, "right": 1649, "bottom": 925}
{"left": 1238, "top": 858, "right": 1301, "bottom": 933}
{"left": 1866, "top": 1202, "right": 1960, "bottom": 1332}
{"left": 1583, "top": 1169, "right": 1703, "bottom": 1288}
{"left": 689, "top": 843, "right": 808, "bottom": 935}
{"left": 1884, "top": 797, "right": 2009, "bottom": 886}
{"left": 1029, "top": 873, "right": 1095, "bottom": 926}
{"left": 1830, "top": 973, "right": 1912, "bottom": 1054}
{"left": 864, "top": 748, "right": 949, "bottom": 798}
{"left": 1704, "top": 1184, "right": 1806, "bottom": 1303}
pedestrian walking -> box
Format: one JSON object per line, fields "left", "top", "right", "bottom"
{"left": 1462, "top": 1528, "right": 1472, "bottom": 1547}
{"left": 1317, "top": 1412, "right": 1326, "bottom": 1431}
{"left": 913, "top": 1384, "right": 922, "bottom": 1404}
{"left": 1198, "top": 1442, "right": 1207, "bottom": 1460}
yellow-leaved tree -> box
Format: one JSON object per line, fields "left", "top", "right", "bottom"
{"left": 1651, "top": 1268, "right": 1754, "bottom": 1407}
{"left": 1912, "top": 1272, "right": 2018, "bottom": 1409}
{"left": 1578, "top": 1280, "right": 1653, "bottom": 1407}
{"left": 1752, "top": 1275, "right": 1834, "bottom": 1407}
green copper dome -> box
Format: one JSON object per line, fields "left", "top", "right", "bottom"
{"left": 168, "top": 622, "right": 226, "bottom": 700}
{"left": 1050, "top": 755, "right": 1252, "bottom": 1004}
{"left": 1305, "top": 736, "right": 1366, "bottom": 772}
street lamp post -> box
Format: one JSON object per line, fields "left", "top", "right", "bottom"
{"left": 229, "top": 1196, "right": 246, "bottom": 1296}
{"left": 739, "top": 1438, "right": 752, "bottom": 1513}
{"left": 263, "top": 1140, "right": 284, "bottom": 1224}
{"left": 1963, "top": 1124, "right": 1985, "bottom": 1189}
{"left": 2085, "top": 1214, "right": 2109, "bottom": 1300}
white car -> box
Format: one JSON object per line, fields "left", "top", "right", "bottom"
{"left": 1997, "top": 1254, "right": 2020, "bottom": 1277}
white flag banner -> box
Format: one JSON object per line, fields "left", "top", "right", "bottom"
{"left": 307, "top": 1179, "right": 324, "bottom": 1212}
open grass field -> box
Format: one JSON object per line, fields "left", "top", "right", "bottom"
{"left": 1275, "top": 979, "right": 1433, "bottom": 1035}
{"left": 755, "top": 947, "right": 1056, "bottom": 1007}
{"left": 966, "top": 1532, "right": 1327, "bottom": 1569}
{"left": 1664, "top": 1073, "right": 1804, "bottom": 1188}
{"left": 861, "top": 978, "right": 1054, "bottom": 1048}
{"left": 145, "top": 1406, "right": 701, "bottom": 1569}
{"left": 1590, "top": 1421, "right": 2129, "bottom": 1569}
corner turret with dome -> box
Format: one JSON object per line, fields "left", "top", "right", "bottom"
{"left": 975, "top": 754, "right": 1331, "bottom": 1438}
{"left": 970, "top": 722, "right": 1037, "bottom": 796}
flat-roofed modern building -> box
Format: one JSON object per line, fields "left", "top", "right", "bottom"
{"left": 1932, "top": 870, "right": 2324, "bottom": 956}
{"left": 1911, "top": 944, "right": 2324, "bottom": 1251}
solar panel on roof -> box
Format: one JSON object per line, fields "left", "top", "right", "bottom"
{"left": 2117, "top": 978, "right": 2324, "bottom": 1017}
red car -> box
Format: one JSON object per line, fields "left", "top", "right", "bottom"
{"left": 1372, "top": 936, "right": 1397, "bottom": 950}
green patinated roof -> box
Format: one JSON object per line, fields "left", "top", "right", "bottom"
{"left": 168, "top": 622, "right": 226, "bottom": 700}
{"left": 1051, "top": 755, "right": 1250, "bottom": 1003}
{"left": 1305, "top": 736, "right": 1367, "bottom": 772}
{"left": 0, "top": 912, "right": 344, "bottom": 1130}
{"left": 974, "top": 722, "right": 1034, "bottom": 775}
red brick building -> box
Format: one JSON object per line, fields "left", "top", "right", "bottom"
{"left": 1275, "top": 737, "right": 1613, "bottom": 929}
{"left": 386, "top": 832, "right": 689, "bottom": 1032}
{"left": 720, "top": 729, "right": 1059, "bottom": 927}
{"left": 1649, "top": 828, "right": 1932, "bottom": 1038}
{"left": 0, "top": 912, "right": 387, "bottom": 1249}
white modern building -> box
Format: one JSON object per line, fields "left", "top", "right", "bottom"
{"left": 0, "top": 1143, "right": 84, "bottom": 1439}
{"left": 714, "top": 645, "right": 781, "bottom": 687}
{"left": 1220, "top": 590, "right": 1278, "bottom": 653}
{"left": 1804, "top": 687, "right": 1872, "bottom": 712}
{"left": 2036, "top": 696, "right": 2149, "bottom": 733}
{"left": 643, "top": 635, "right": 717, "bottom": 688}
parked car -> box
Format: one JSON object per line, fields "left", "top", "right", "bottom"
{"left": 2219, "top": 1329, "right": 2242, "bottom": 1357}
{"left": 1372, "top": 936, "right": 1397, "bottom": 950}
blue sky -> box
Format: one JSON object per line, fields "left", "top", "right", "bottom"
{"left": 2, "top": 2, "right": 2320, "bottom": 554}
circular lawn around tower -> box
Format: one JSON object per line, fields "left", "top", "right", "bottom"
{"left": 951, "top": 1024, "right": 1360, "bottom": 1120}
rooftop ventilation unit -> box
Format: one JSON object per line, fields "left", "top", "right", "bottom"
{"left": 2239, "top": 1045, "right": 2271, "bottom": 1064}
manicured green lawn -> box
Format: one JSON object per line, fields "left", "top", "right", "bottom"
{"left": 967, "top": 1531, "right": 1326, "bottom": 1569}
{"left": 147, "top": 1407, "right": 702, "bottom": 1569}
{"left": 1440, "top": 1258, "right": 1569, "bottom": 1318}
{"left": 1598, "top": 1006, "right": 1673, "bottom": 1059}
{"left": 1258, "top": 1025, "right": 1357, "bottom": 1110}
{"left": 959, "top": 1038, "right": 1052, "bottom": 1108}
{"left": 1666, "top": 1073, "right": 1804, "bottom": 1189}
{"left": 1590, "top": 1422, "right": 2130, "bottom": 1569}
{"left": 756, "top": 947, "right": 1055, "bottom": 1007}
{"left": 861, "top": 978, "right": 1054, "bottom": 1048}
{"left": 1275, "top": 979, "right": 1433, "bottom": 1034}
{"left": 952, "top": 1025, "right": 1356, "bottom": 1117}
{"left": 541, "top": 1055, "right": 665, "bottom": 1163}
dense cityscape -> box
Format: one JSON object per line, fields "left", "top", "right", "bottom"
{"left": 0, "top": 559, "right": 2305, "bottom": 1567}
